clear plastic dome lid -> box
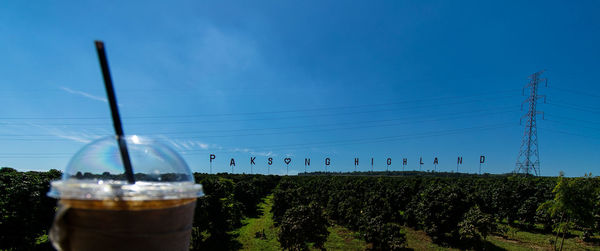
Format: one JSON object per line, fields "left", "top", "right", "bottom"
{"left": 48, "top": 135, "right": 203, "bottom": 200}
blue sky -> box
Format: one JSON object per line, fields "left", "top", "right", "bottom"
{"left": 1, "top": 1, "right": 599, "bottom": 176}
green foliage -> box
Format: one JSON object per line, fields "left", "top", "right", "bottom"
{"left": 271, "top": 175, "right": 563, "bottom": 248}
{"left": 537, "top": 173, "right": 598, "bottom": 249}
{"left": 234, "top": 179, "right": 263, "bottom": 217}
{"left": 538, "top": 174, "right": 596, "bottom": 227}
{"left": 195, "top": 177, "right": 241, "bottom": 238}
{"left": 271, "top": 179, "right": 302, "bottom": 225}
{"left": 189, "top": 174, "right": 280, "bottom": 250}
{"left": 0, "top": 170, "right": 279, "bottom": 251}
{"left": 277, "top": 203, "right": 329, "bottom": 250}
{"left": 415, "top": 181, "right": 471, "bottom": 243}
{"left": 361, "top": 216, "right": 406, "bottom": 250}
{"left": 594, "top": 183, "right": 600, "bottom": 234}
{"left": 3, "top": 168, "right": 597, "bottom": 250}
{"left": 0, "top": 167, "right": 61, "bottom": 250}
{"left": 458, "top": 206, "right": 495, "bottom": 243}
{"left": 488, "top": 176, "right": 555, "bottom": 227}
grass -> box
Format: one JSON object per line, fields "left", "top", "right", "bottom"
{"left": 35, "top": 234, "right": 48, "bottom": 245}
{"left": 403, "top": 224, "right": 600, "bottom": 251}
{"left": 234, "top": 195, "right": 281, "bottom": 251}
{"left": 403, "top": 227, "right": 460, "bottom": 251}
{"left": 488, "top": 224, "right": 600, "bottom": 251}
{"left": 321, "top": 225, "right": 368, "bottom": 251}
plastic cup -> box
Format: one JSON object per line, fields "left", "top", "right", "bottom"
{"left": 47, "top": 136, "right": 203, "bottom": 251}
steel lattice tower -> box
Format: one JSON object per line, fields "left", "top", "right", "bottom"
{"left": 515, "top": 71, "right": 546, "bottom": 175}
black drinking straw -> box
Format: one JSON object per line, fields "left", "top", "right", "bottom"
{"left": 95, "top": 41, "right": 135, "bottom": 184}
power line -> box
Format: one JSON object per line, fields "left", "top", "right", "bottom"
{"left": 1, "top": 97, "right": 519, "bottom": 127}
{"left": 251, "top": 124, "right": 516, "bottom": 153}
{"left": 541, "top": 127, "right": 600, "bottom": 140}
{"left": 0, "top": 108, "right": 518, "bottom": 140}
{"left": 549, "top": 87, "right": 600, "bottom": 99}
{"left": 159, "top": 110, "right": 516, "bottom": 139}
{"left": 545, "top": 119, "right": 600, "bottom": 131}
{"left": 134, "top": 105, "right": 518, "bottom": 135}
{"left": 547, "top": 102, "right": 600, "bottom": 114}
{"left": 181, "top": 122, "right": 515, "bottom": 153}
{"left": 1, "top": 105, "right": 518, "bottom": 136}
{"left": 0, "top": 123, "right": 516, "bottom": 158}
{"left": 2, "top": 91, "right": 520, "bottom": 120}
{"left": 547, "top": 98, "right": 599, "bottom": 110}
{"left": 545, "top": 114, "right": 600, "bottom": 125}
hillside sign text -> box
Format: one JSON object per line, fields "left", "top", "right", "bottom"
{"left": 209, "top": 154, "right": 486, "bottom": 169}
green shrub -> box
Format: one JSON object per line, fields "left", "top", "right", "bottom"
{"left": 278, "top": 203, "right": 329, "bottom": 250}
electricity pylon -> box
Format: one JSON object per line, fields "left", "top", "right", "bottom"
{"left": 515, "top": 70, "right": 547, "bottom": 176}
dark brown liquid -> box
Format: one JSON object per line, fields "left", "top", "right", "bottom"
{"left": 52, "top": 200, "right": 196, "bottom": 251}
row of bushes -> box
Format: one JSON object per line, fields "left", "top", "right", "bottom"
{"left": 190, "top": 173, "right": 281, "bottom": 250}
{"left": 271, "top": 175, "right": 600, "bottom": 250}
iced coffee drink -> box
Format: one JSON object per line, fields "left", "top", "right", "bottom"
{"left": 48, "top": 136, "right": 203, "bottom": 251}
